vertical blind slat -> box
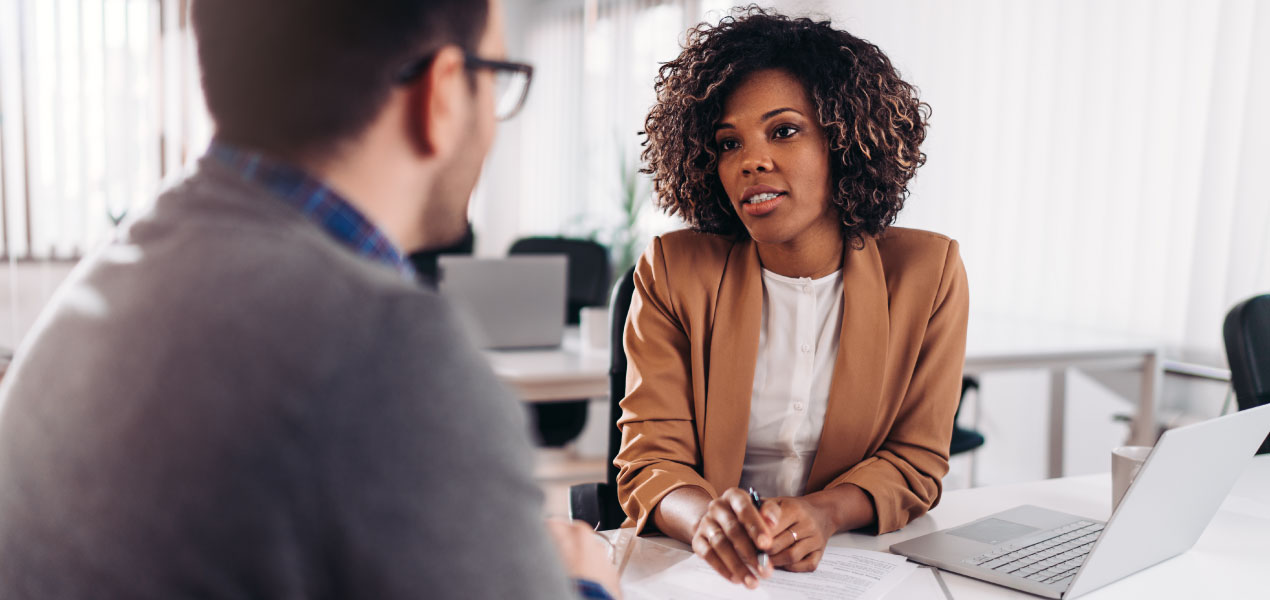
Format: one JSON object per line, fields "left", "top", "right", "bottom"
{"left": 0, "top": 25, "right": 8, "bottom": 257}
{"left": 18, "top": 0, "right": 34, "bottom": 258}
{"left": 76, "top": 0, "right": 88, "bottom": 256}
{"left": 99, "top": 0, "right": 111, "bottom": 231}
{"left": 157, "top": 0, "right": 166, "bottom": 178}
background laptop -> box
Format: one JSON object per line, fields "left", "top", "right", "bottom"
{"left": 891, "top": 403, "right": 1270, "bottom": 598}
{"left": 437, "top": 255, "right": 567, "bottom": 349}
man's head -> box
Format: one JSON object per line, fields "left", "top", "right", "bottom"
{"left": 192, "top": 0, "right": 510, "bottom": 252}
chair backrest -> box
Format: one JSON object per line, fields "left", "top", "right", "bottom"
{"left": 408, "top": 223, "right": 474, "bottom": 283}
{"left": 1223, "top": 294, "right": 1270, "bottom": 454}
{"left": 509, "top": 237, "right": 612, "bottom": 324}
{"left": 606, "top": 267, "right": 637, "bottom": 488}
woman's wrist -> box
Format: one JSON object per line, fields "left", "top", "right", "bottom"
{"left": 804, "top": 484, "right": 876, "bottom": 534}
{"left": 653, "top": 485, "right": 714, "bottom": 543}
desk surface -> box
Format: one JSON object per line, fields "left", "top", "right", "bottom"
{"left": 613, "top": 455, "right": 1270, "bottom": 598}
{"left": 483, "top": 328, "right": 609, "bottom": 402}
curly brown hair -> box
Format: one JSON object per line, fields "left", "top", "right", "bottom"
{"left": 641, "top": 6, "right": 930, "bottom": 248}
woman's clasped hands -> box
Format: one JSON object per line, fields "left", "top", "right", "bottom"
{"left": 691, "top": 488, "right": 837, "bottom": 589}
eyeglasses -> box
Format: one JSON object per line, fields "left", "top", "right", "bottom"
{"left": 396, "top": 52, "right": 534, "bottom": 121}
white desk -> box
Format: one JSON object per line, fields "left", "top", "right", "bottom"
{"left": 960, "top": 315, "right": 1163, "bottom": 478}
{"left": 488, "top": 315, "right": 1165, "bottom": 477}
{"left": 607, "top": 455, "right": 1270, "bottom": 599}
{"left": 484, "top": 328, "right": 610, "bottom": 402}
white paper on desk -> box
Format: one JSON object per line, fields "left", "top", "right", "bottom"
{"left": 625, "top": 545, "right": 917, "bottom": 600}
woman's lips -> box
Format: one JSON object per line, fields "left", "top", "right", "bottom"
{"left": 741, "top": 192, "right": 785, "bottom": 217}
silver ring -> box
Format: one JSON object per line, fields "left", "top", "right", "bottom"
{"left": 792, "top": 531, "right": 798, "bottom": 542}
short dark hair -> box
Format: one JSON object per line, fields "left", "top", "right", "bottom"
{"left": 192, "top": 0, "right": 489, "bottom": 160}
{"left": 641, "top": 6, "right": 930, "bottom": 249}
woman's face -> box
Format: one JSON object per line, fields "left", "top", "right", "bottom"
{"left": 713, "top": 69, "right": 837, "bottom": 248}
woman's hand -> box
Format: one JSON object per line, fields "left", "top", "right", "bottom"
{"left": 689, "top": 488, "right": 781, "bottom": 588}
{"left": 763, "top": 496, "right": 838, "bottom": 572}
{"left": 762, "top": 484, "right": 877, "bottom": 572}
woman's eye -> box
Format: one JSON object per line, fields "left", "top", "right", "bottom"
{"left": 773, "top": 125, "right": 798, "bottom": 139}
{"left": 718, "top": 139, "right": 739, "bottom": 151}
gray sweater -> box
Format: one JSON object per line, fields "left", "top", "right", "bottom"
{"left": 0, "top": 159, "right": 576, "bottom": 599}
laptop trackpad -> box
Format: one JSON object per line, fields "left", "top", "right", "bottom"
{"left": 948, "top": 518, "right": 1040, "bottom": 545}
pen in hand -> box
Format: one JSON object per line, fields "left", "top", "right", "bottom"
{"left": 748, "top": 487, "right": 770, "bottom": 572}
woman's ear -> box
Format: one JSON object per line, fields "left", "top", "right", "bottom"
{"left": 408, "top": 45, "right": 468, "bottom": 158}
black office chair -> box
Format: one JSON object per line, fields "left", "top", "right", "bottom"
{"left": 567, "top": 267, "right": 990, "bottom": 527}
{"left": 408, "top": 223, "right": 475, "bottom": 285}
{"left": 951, "top": 376, "right": 987, "bottom": 486}
{"left": 1223, "top": 294, "right": 1270, "bottom": 455}
{"left": 951, "top": 377, "right": 986, "bottom": 454}
{"left": 510, "top": 237, "right": 613, "bottom": 447}
{"left": 569, "top": 267, "right": 635, "bottom": 530}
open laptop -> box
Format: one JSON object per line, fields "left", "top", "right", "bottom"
{"left": 437, "top": 255, "right": 567, "bottom": 349}
{"left": 892, "top": 403, "right": 1270, "bottom": 598}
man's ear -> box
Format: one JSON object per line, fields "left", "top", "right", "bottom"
{"left": 410, "top": 45, "right": 468, "bottom": 159}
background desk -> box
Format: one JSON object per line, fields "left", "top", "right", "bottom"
{"left": 484, "top": 328, "right": 609, "bottom": 402}
{"left": 961, "top": 315, "right": 1163, "bottom": 478}
{"left": 608, "top": 455, "right": 1270, "bottom": 599}
{"left": 487, "top": 315, "right": 1166, "bottom": 477}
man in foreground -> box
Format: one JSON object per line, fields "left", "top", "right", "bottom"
{"left": 0, "top": 0, "right": 618, "bottom": 597}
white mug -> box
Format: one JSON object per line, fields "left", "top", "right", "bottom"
{"left": 579, "top": 306, "right": 610, "bottom": 354}
{"left": 1111, "top": 445, "right": 1152, "bottom": 512}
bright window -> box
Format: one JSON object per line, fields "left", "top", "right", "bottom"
{"left": 0, "top": 0, "right": 211, "bottom": 260}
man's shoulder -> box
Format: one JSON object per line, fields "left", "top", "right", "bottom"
{"left": 138, "top": 161, "right": 424, "bottom": 314}
{"left": 48, "top": 164, "right": 452, "bottom": 388}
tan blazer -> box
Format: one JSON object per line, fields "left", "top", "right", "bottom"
{"left": 614, "top": 227, "right": 969, "bottom": 535}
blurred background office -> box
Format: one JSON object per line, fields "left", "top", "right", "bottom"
{"left": 1, "top": 0, "right": 1268, "bottom": 511}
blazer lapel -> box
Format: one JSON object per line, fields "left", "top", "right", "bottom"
{"left": 703, "top": 239, "right": 763, "bottom": 490}
{"left": 806, "top": 236, "right": 891, "bottom": 492}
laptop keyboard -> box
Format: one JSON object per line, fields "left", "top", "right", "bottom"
{"left": 963, "top": 520, "right": 1105, "bottom": 587}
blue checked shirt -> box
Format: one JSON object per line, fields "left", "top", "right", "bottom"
{"left": 207, "top": 141, "right": 415, "bottom": 279}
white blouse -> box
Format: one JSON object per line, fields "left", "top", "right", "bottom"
{"left": 737, "top": 268, "right": 844, "bottom": 499}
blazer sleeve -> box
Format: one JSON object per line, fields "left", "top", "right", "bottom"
{"left": 613, "top": 238, "right": 716, "bottom": 532}
{"left": 823, "top": 239, "right": 970, "bottom": 534}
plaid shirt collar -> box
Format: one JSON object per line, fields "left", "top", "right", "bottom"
{"left": 207, "top": 140, "right": 415, "bottom": 279}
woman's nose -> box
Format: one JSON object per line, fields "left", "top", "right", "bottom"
{"left": 740, "top": 147, "right": 774, "bottom": 175}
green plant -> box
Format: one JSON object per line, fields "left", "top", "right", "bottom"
{"left": 610, "top": 144, "right": 648, "bottom": 276}
{"left": 567, "top": 139, "right": 650, "bottom": 278}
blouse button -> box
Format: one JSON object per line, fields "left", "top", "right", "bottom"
{"left": 793, "top": 402, "right": 805, "bottom": 412}
{"left": 802, "top": 285, "right": 812, "bottom": 294}
{"left": 800, "top": 343, "right": 811, "bottom": 353}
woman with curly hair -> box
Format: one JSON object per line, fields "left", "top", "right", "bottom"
{"left": 613, "top": 7, "right": 969, "bottom": 588}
